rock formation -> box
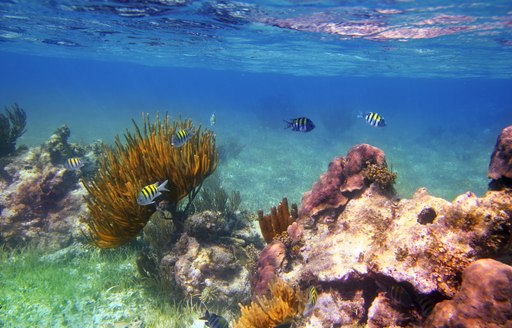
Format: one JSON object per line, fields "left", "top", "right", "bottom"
{"left": 249, "top": 127, "right": 512, "bottom": 327}
{"left": 426, "top": 258, "right": 512, "bottom": 327}
{"left": 489, "top": 125, "right": 512, "bottom": 189}
{"left": 0, "top": 126, "right": 101, "bottom": 249}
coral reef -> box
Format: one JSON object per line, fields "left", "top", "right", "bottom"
{"left": 82, "top": 114, "right": 218, "bottom": 248}
{"left": 362, "top": 160, "right": 396, "bottom": 190}
{"left": 258, "top": 197, "right": 298, "bottom": 244}
{"left": 0, "top": 103, "right": 27, "bottom": 157}
{"left": 234, "top": 278, "right": 306, "bottom": 328}
{"left": 158, "top": 211, "right": 262, "bottom": 309}
{"left": 247, "top": 140, "right": 512, "bottom": 327}
{"left": 0, "top": 126, "right": 99, "bottom": 249}
{"left": 252, "top": 240, "right": 287, "bottom": 298}
{"left": 489, "top": 125, "right": 512, "bottom": 189}
{"left": 426, "top": 258, "right": 512, "bottom": 327}
{"left": 299, "top": 144, "right": 387, "bottom": 224}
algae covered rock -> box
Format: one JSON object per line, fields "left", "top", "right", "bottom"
{"left": 426, "top": 258, "right": 512, "bottom": 327}
{"left": 169, "top": 234, "right": 252, "bottom": 306}
{"left": 185, "top": 210, "right": 228, "bottom": 239}
{"left": 249, "top": 141, "right": 512, "bottom": 327}
{"left": 0, "top": 146, "right": 86, "bottom": 249}
{"left": 489, "top": 125, "right": 512, "bottom": 189}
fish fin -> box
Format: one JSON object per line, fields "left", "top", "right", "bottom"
{"left": 158, "top": 179, "right": 170, "bottom": 192}
{"left": 283, "top": 120, "right": 292, "bottom": 129}
{"left": 357, "top": 111, "right": 363, "bottom": 119}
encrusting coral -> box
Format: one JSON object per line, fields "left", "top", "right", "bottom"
{"left": 81, "top": 113, "right": 218, "bottom": 248}
{"left": 234, "top": 278, "right": 306, "bottom": 328}
{"left": 258, "top": 197, "right": 298, "bottom": 244}
{"left": 362, "top": 160, "right": 396, "bottom": 190}
{"left": 0, "top": 103, "right": 27, "bottom": 157}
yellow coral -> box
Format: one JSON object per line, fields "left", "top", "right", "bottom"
{"left": 82, "top": 113, "right": 218, "bottom": 248}
{"left": 234, "top": 279, "right": 306, "bottom": 328}
{"left": 362, "top": 161, "right": 396, "bottom": 189}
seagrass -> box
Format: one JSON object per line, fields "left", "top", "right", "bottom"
{"left": 82, "top": 113, "right": 218, "bottom": 248}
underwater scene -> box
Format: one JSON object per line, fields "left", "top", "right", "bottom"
{"left": 0, "top": 0, "right": 512, "bottom": 327}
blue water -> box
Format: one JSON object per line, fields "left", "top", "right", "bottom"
{"left": 1, "top": 0, "right": 512, "bottom": 208}
{"left": 1, "top": 1, "right": 512, "bottom": 326}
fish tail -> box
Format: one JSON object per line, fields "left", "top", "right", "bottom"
{"left": 159, "top": 179, "right": 170, "bottom": 192}
{"left": 283, "top": 120, "right": 292, "bottom": 129}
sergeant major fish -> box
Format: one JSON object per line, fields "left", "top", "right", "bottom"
{"left": 284, "top": 117, "right": 315, "bottom": 132}
{"left": 302, "top": 286, "right": 318, "bottom": 317}
{"left": 375, "top": 280, "right": 413, "bottom": 308}
{"left": 199, "top": 310, "right": 229, "bottom": 328}
{"left": 136, "top": 180, "right": 169, "bottom": 206}
{"left": 64, "top": 157, "right": 84, "bottom": 171}
{"left": 172, "top": 128, "right": 194, "bottom": 147}
{"left": 361, "top": 112, "right": 386, "bottom": 127}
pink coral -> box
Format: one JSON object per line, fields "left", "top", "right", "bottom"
{"left": 426, "top": 259, "right": 512, "bottom": 327}
{"left": 299, "top": 144, "right": 386, "bottom": 221}
{"left": 252, "top": 240, "right": 286, "bottom": 298}
{"left": 488, "top": 125, "right": 512, "bottom": 188}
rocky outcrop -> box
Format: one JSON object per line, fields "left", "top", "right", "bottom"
{"left": 426, "top": 258, "right": 512, "bottom": 327}
{"left": 299, "top": 144, "right": 387, "bottom": 224}
{"left": 489, "top": 125, "right": 512, "bottom": 189}
{"left": 0, "top": 126, "right": 101, "bottom": 250}
{"left": 250, "top": 140, "right": 512, "bottom": 327}
{"left": 156, "top": 210, "right": 263, "bottom": 309}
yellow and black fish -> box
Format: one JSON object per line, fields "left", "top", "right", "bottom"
{"left": 172, "top": 128, "right": 194, "bottom": 147}
{"left": 200, "top": 310, "right": 229, "bottom": 328}
{"left": 363, "top": 112, "right": 386, "bottom": 127}
{"left": 284, "top": 117, "right": 315, "bottom": 132}
{"left": 302, "top": 286, "right": 318, "bottom": 316}
{"left": 64, "top": 157, "right": 84, "bottom": 170}
{"left": 136, "top": 180, "right": 169, "bottom": 206}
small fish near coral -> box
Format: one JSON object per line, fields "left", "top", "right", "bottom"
{"left": 360, "top": 112, "right": 386, "bottom": 127}
{"left": 172, "top": 128, "right": 195, "bottom": 147}
{"left": 199, "top": 310, "right": 229, "bottom": 328}
{"left": 136, "top": 180, "right": 169, "bottom": 206}
{"left": 302, "top": 285, "right": 318, "bottom": 317}
{"left": 376, "top": 280, "right": 413, "bottom": 309}
{"left": 64, "top": 157, "right": 84, "bottom": 171}
{"left": 284, "top": 117, "right": 315, "bottom": 132}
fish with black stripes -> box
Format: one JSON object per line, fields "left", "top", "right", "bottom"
{"left": 64, "top": 157, "right": 84, "bottom": 171}
{"left": 136, "top": 180, "right": 169, "bottom": 206}
{"left": 302, "top": 286, "right": 318, "bottom": 316}
{"left": 172, "top": 128, "right": 194, "bottom": 147}
{"left": 416, "top": 294, "right": 436, "bottom": 318}
{"left": 360, "top": 112, "right": 386, "bottom": 127}
{"left": 376, "top": 280, "right": 413, "bottom": 308}
{"left": 284, "top": 117, "right": 315, "bottom": 132}
{"left": 199, "top": 310, "right": 229, "bottom": 328}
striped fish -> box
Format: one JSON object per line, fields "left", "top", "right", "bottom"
{"left": 64, "top": 157, "right": 84, "bottom": 170}
{"left": 302, "top": 286, "right": 318, "bottom": 316}
{"left": 199, "top": 310, "right": 229, "bottom": 328}
{"left": 416, "top": 295, "right": 436, "bottom": 318}
{"left": 284, "top": 117, "right": 315, "bottom": 132}
{"left": 172, "top": 128, "right": 194, "bottom": 147}
{"left": 136, "top": 180, "right": 169, "bottom": 206}
{"left": 363, "top": 112, "right": 386, "bottom": 127}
